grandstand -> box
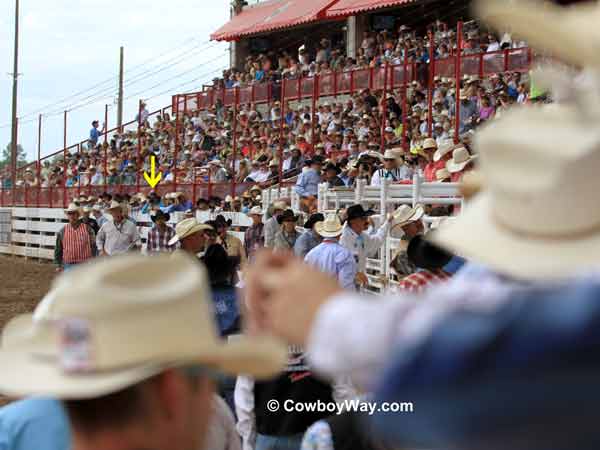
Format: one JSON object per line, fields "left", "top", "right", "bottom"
{"left": 0, "top": 0, "right": 533, "bottom": 209}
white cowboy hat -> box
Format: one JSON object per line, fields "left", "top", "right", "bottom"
{"left": 0, "top": 253, "right": 286, "bottom": 399}
{"left": 106, "top": 200, "right": 122, "bottom": 211}
{"left": 64, "top": 203, "right": 80, "bottom": 214}
{"left": 475, "top": 0, "right": 599, "bottom": 69}
{"left": 168, "top": 218, "right": 213, "bottom": 246}
{"left": 432, "top": 103, "right": 600, "bottom": 280}
{"left": 433, "top": 140, "right": 458, "bottom": 162}
{"left": 248, "top": 206, "right": 263, "bottom": 216}
{"left": 392, "top": 204, "right": 425, "bottom": 229}
{"left": 315, "top": 213, "right": 342, "bottom": 238}
{"left": 446, "top": 147, "right": 478, "bottom": 173}
{"left": 272, "top": 200, "right": 287, "bottom": 211}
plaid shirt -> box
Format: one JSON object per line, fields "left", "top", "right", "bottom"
{"left": 147, "top": 224, "right": 176, "bottom": 253}
{"left": 244, "top": 222, "right": 264, "bottom": 259}
{"left": 398, "top": 269, "right": 451, "bottom": 294}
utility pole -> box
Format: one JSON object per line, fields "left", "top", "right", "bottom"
{"left": 10, "top": 0, "right": 20, "bottom": 188}
{"left": 117, "top": 46, "right": 124, "bottom": 130}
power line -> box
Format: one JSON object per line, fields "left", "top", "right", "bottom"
{"left": 15, "top": 38, "right": 215, "bottom": 121}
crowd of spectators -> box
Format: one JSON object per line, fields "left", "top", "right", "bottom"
{"left": 4, "top": 19, "right": 533, "bottom": 212}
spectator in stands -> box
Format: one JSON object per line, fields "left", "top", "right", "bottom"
{"left": 264, "top": 201, "right": 286, "bottom": 248}
{"left": 294, "top": 213, "right": 324, "bottom": 258}
{"left": 89, "top": 120, "right": 104, "bottom": 148}
{"left": 296, "top": 157, "right": 323, "bottom": 211}
{"left": 305, "top": 214, "right": 357, "bottom": 291}
{"left": 371, "top": 149, "right": 411, "bottom": 185}
{"left": 446, "top": 146, "right": 478, "bottom": 182}
{"left": 244, "top": 206, "right": 265, "bottom": 261}
{"left": 91, "top": 204, "right": 107, "bottom": 228}
{"left": 147, "top": 210, "right": 175, "bottom": 254}
{"left": 273, "top": 209, "right": 299, "bottom": 252}
{"left": 54, "top": 203, "right": 97, "bottom": 272}
{"left": 341, "top": 205, "right": 392, "bottom": 289}
{"left": 96, "top": 201, "right": 141, "bottom": 256}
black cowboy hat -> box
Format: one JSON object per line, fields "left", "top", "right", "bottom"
{"left": 407, "top": 235, "right": 453, "bottom": 271}
{"left": 150, "top": 210, "right": 171, "bottom": 223}
{"left": 304, "top": 213, "right": 325, "bottom": 229}
{"left": 215, "top": 214, "right": 233, "bottom": 228}
{"left": 324, "top": 163, "right": 341, "bottom": 174}
{"left": 346, "top": 204, "right": 370, "bottom": 222}
{"left": 277, "top": 209, "right": 298, "bottom": 224}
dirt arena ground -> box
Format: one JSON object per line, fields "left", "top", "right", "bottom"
{"left": 0, "top": 255, "right": 55, "bottom": 405}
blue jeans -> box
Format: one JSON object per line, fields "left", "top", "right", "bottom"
{"left": 63, "top": 263, "right": 78, "bottom": 271}
{"left": 255, "top": 433, "right": 304, "bottom": 450}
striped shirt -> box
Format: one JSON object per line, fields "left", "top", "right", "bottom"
{"left": 54, "top": 222, "right": 96, "bottom": 266}
{"left": 146, "top": 224, "right": 176, "bottom": 253}
{"left": 397, "top": 269, "right": 451, "bottom": 294}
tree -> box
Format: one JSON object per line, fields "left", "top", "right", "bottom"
{"left": 0, "top": 143, "right": 28, "bottom": 171}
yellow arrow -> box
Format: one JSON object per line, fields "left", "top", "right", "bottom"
{"left": 143, "top": 155, "right": 162, "bottom": 188}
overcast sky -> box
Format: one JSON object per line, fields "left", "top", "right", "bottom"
{"left": 0, "top": 0, "right": 232, "bottom": 162}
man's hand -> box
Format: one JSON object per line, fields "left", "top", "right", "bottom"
{"left": 244, "top": 250, "right": 342, "bottom": 345}
{"left": 355, "top": 271, "right": 369, "bottom": 286}
{"left": 386, "top": 212, "right": 394, "bottom": 222}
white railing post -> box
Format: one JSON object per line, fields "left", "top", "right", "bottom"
{"left": 381, "top": 178, "right": 390, "bottom": 217}
{"left": 412, "top": 172, "right": 421, "bottom": 207}
{"left": 317, "top": 182, "right": 328, "bottom": 212}
{"left": 355, "top": 178, "right": 366, "bottom": 205}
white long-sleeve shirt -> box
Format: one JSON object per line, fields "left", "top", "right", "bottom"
{"left": 339, "top": 221, "right": 390, "bottom": 273}
{"left": 305, "top": 265, "right": 535, "bottom": 389}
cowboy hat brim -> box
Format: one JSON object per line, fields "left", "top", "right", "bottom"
{"left": 431, "top": 192, "right": 600, "bottom": 280}
{"left": 475, "top": 0, "right": 599, "bottom": 69}
{"left": 151, "top": 212, "right": 171, "bottom": 223}
{"left": 392, "top": 204, "right": 425, "bottom": 229}
{"left": 315, "top": 222, "right": 342, "bottom": 238}
{"left": 447, "top": 155, "right": 478, "bottom": 173}
{"left": 0, "top": 315, "right": 286, "bottom": 399}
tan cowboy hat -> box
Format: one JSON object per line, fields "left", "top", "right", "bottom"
{"left": 272, "top": 200, "right": 287, "bottom": 211}
{"left": 106, "top": 200, "right": 122, "bottom": 211}
{"left": 315, "top": 213, "right": 342, "bottom": 238}
{"left": 0, "top": 253, "right": 286, "bottom": 399}
{"left": 392, "top": 204, "right": 425, "bottom": 229}
{"left": 475, "top": 0, "right": 599, "bottom": 69}
{"left": 436, "top": 168, "right": 451, "bottom": 181}
{"left": 423, "top": 138, "right": 437, "bottom": 150}
{"left": 446, "top": 147, "right": 478, "bottom": 173}
{"left": 168, "top": 218, "right": 213, "bottom": 246}
{"left": 383, "top": 150, "right": 399, "bottom": 160}
{"left": 64, "top": 203, "right": 80, "bottom": 214}
{"left": 433, "top": 141, "right": 458, "bottom": 162}
{"left": 432, "top": 103, "right": 600, "bottom": 280}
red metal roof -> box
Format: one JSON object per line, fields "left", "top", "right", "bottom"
{"left": 211, "top": 0, "right": 342, "bottom": 42}
{"left": 325, "top": 0, "right": 414, "bottom": 18}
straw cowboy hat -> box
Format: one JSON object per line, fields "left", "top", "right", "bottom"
{"left": 423, "top": 138, "right": 437, "bottom": 150}
{"left": 315, "top": 213, "right": 343, "bottom": 238}
{"left": 0, "top": 253, "right": 286, "bottom": 399}
{"left": 168, "top": 218, "right": 213, "bottom": 246}
{"left": 383, "top": 150, "right": 399, "bottom": 160}
{"left": 475, "top": 0, "right": 599, "bottom": 69}
{"left": 392, "top": 204, "right": 425, "bottom": 229}
{"left": 433, "top": 140, "right": 458, "bottom": 162}
{"left": 106, "top": 200, "right": 122, "bottom": 211}
{"left": 64, "top": 203, "right": 80, "bottom": 214}
{"left": 431, "top": 102, "right": 600, "bottom": 280}
{"left": 446, "top": 147, "right": 478, "bottom": 173}
{"left": 436, "top": 168, "right": 451, "bottom": 181}
{"left": 272, "top": 200, "right": 287, "bottom": 211}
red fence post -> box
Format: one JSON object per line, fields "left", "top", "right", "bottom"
{"left": 454, "top": 21, "right": 463, "bottom": 144}
{"left": 174, "top": 95, "right": 179, "bottom": 196}
{"left": 350, "top": 70, "right": 355, "bottom": 96}
{"left": 137, "top": 99, "right": 143, "bottom": 195}
{"left": 380, "top": 63, "right": 388, "bottom": 151}
{"left": 104, "top": 104, "right": 109, "bottom": 144}
{"left": 311, "top": 74, "right": 318, "bottom": 149}
{"left": 278, "top": 78, "right": 286, "bottom": 192}
{"left": 231, "top": 87, "right": 239, "bottom": 198}
{"left": 427, "top": 31, "right": 435, "bottom": 137}
{"left": 402, "top": 45, "right": 409, "bottom": 151}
